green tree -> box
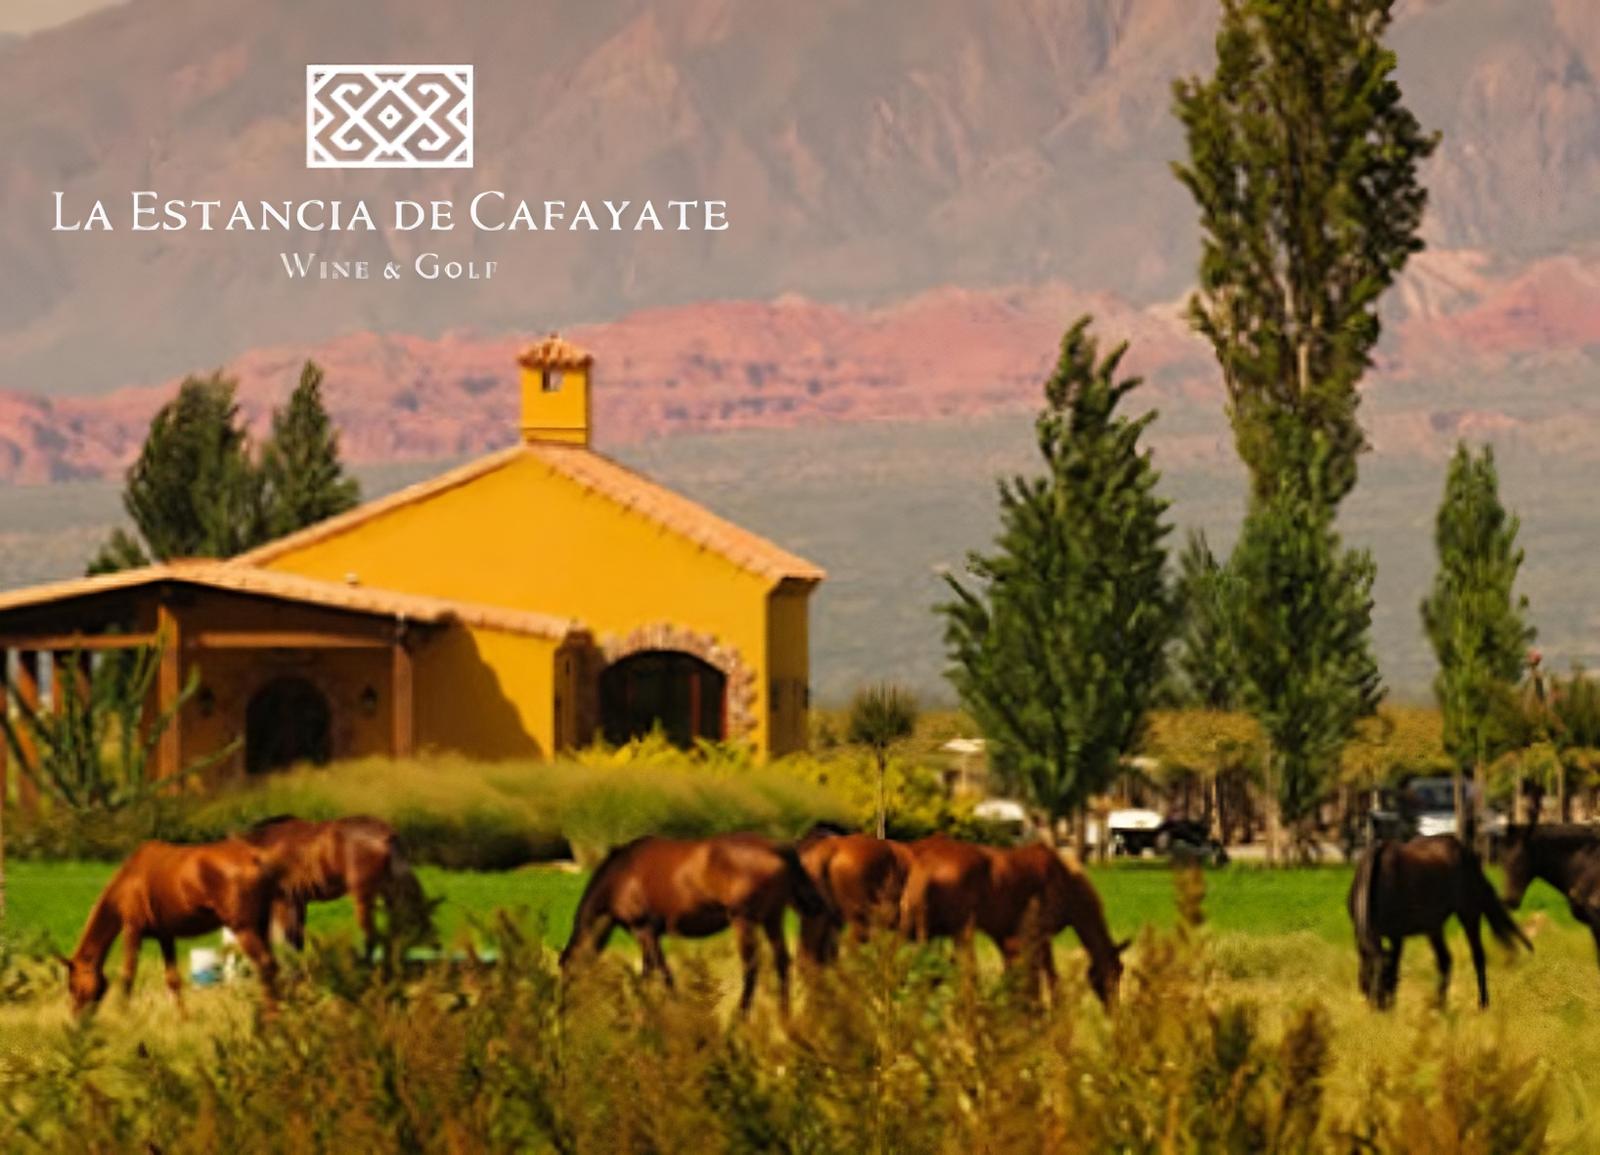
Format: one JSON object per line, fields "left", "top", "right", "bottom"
{"left": 1420, "top": 443, "right": 1534, "bottom": 841}
{"left": 940, "top": 318, "right": 1173, "bottom": 841}
{"left": 1170, "top": 530, "right": 1245, "bottom": 710}
{"left": 1173, "top": 0, "right": 1436, "bottom": 505}
{"left": 1231, "top": 473, "right": 1381, "bottom": 859}
{"left": 88, "top": 372, "right": 266, "bottom": 572}
{"left": 260, "top": 361, "right": 361, "bottom": 539}
{"left": 846, "top": 683, "right": 918, "bottom": 839}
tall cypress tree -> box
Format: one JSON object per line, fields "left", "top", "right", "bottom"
{"left": 88, "top": 372, "right": 266, "bottom": 572}
{"left": 940, "top": 317, "right": 1172, "bottom": 838}
{"left": 1171, "top": 530, "right": 1246, "bottom": 710}
{"left": 1421, "top": 442, "right": 1534, "bottom": 839}
{"left": 1232, "top": 468, "right": 1382, "bottom": 856}
{"left": 1174, "top": 0, "right": 1436, "bottom": 504}
{"left": 1173, "top": 0, "right": 1435, "bottom": 854}
{"left": 260, "top": 361, "right": 361, "bottom": 538}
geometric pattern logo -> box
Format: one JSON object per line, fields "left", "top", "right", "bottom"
{"left": 306, "top": 65, "right": 473, "bottom": 169}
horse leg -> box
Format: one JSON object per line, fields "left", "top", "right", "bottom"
{"left": 636, "top": 925, "right": 673, "bottom": 989}
{"left": 274, "top": 899, "right": 306, "bottom": 952}
{"left": 231, "top": 927, "right": 279, "bottom": 1009}
{"left": 354, "top": 890, "right": 379, "bottom": 964}
{"left": 1038, "top": 941, "right": 1058, "bottom": 1006}
{"left": 764, "top": 914, "right": 792, "bottom": 1017}
{"left": 1589, "top": 923, "right": 1600, "bottom": 973}
{"left": 119, "top": 929, "right": 143, "bottom": 1000}
{"left": 1462, "top": 916, "right": 1490, "bottom": 1009}
{"left": 1426, "top": 930, "right": 1451, "bottom": 1008}
{"left": 1380, "top": 939, "right": 1403, "bottom": 1010}
{"left": 735, "top": 918, "right": 761, "bottom": 1014}
{"left": 157, "top": 936, "right": 185, "bottom": 1014}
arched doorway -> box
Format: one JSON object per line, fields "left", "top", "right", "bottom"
{"left": 599, "top": 650, "right": 726, "bottom": 749}
{"left": 245, "top": 676, "right": 333, "bottom": 774}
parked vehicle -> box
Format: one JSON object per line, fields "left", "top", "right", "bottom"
{"left": 1106, "top": 808, "right": 1165, "bottom": 856}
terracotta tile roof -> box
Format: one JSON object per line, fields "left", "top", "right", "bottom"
{"left": 235, "top": 444, "right": 825, "bottom": 584}
{"left": 0, "top": 560, "right": 581, "bottom": 641}
{"left": 525, "top": 444, "right": 827, "bottom": 583}
{"left": 518, "top": 333, "right": 594, "bottom": 370}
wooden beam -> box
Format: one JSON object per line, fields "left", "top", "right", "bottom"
{"left": 14, "top": 652, "right": 39, "bottom": 814}
{"left": 185, "top": 630, "right": 390, "bottom": 651}
{"left": 0, "top": 632, "right": 156, "bottom": 653}
{"left": 391, "top": 638, "right": 414, "bottom": 758}
{"left": 155, "top": 603, "right": 182, "bottom": 781}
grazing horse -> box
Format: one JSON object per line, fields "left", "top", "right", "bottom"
{"left": 899, "top": 835, "right": 1129, "bottom": 1007}
{"left": 560, "top": 833, "right": 828, "bottom": 1012}
{"left": 1349, "top": 835, "right": 1531, "bottom": 1010}
{"left": 796, "top": 825, "right": 915, "bottom": 964}
{"left": 1501, "top": 823, "right": 1600, "bottom": 968}
{"left": 240, "top": 815, "right": 429, "bottom": 961}
{"left": 61, "top": 838, "right": 282, "bottom": 1014}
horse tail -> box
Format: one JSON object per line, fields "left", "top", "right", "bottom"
{"left": 1468, "top": 849, "right": 1533, "bottom": 952}
{"left": 1351, "top": 841, "right": 1384, "bottom": 959}
{"left": 778, "top": 843, "right": 828, "bottom": 918}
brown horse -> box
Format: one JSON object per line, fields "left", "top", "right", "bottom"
{"left": 796, "top": 825, "right": 915, "bottom": 964}
{"left": 900, "top": 835, "right": 1129, "bottom": 1006}
{"left": 240, "top": 815, "right": 429, "bottom": 961}
{"left": 61, "top": 838, "right": 282, "bottom": 1014}
{"left": 1349, "top": 835, "right": 1531, "bottom": 1009}
{"left": 560, "top": 832, "right": 827, "bottom": 1012}
{"left": 1501, "top": 823, "right": 1600, "bottom": 968}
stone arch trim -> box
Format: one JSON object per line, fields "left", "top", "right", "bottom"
{"left": 600, "top": 623, "right": 758, "bottom": 741}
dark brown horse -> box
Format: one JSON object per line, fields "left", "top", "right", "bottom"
{"left": 1349, "top": 835, "right": 1531, "bottom": 1009}
{"left": 561, "top": 832, "right": 827, "bottom": 1012}
{"left": 240, "top": 815, "right": 429, "bottom": 960}
{"left": 61, "top": 838, "right": 282, "bottom": 1013}
{"left": 899, "top": 835, "right": 1129, "bottom": 1006}
{"left": 796, "top": 826, "right": 915, "bottom": 964}
{"left": 1501, "top": 823, "right": 1600, "bottom": 967}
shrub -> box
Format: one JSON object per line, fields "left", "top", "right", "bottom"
{"left": 0, "top": 877, "right": 1555, "bottom": 1154}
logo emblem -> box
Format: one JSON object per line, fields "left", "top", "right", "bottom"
{"left": 306, "top": 65, "right": 473, "bottom": 169}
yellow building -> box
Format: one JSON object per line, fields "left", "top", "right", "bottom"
{"left": 0, "top": 336, "right": 823, "bottom": 796}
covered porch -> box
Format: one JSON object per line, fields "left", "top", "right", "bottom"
{"left": 0, "top": 561, "right": 460, "bottom": 812}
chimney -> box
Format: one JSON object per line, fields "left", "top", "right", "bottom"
{"left": 517, "top": 333, "right": 594, "bottom": 445}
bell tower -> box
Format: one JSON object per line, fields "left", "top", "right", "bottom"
{"left": 518, "top": 333, "right": 593, "bottom": 445}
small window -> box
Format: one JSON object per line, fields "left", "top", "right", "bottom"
{"left": 542, "top": 369, "right": 564, "bottom": 393}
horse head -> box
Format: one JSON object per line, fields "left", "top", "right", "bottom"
{"left": 1500, "top": 823, "right": 1536, "bottom": 909}
{"left": 1090, "top": 937, "right": 1131, "bottom": 1008}
{"left": 59, "top": 952, "right": 107, "bottom": 1014}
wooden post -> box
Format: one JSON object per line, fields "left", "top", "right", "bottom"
{"left": 391, "top": 633, "right": 414, "bottom": 758}
{"left": 14, "top": 652, "right": 39, "bottom": 813}
{"left": 155, "top": 602, "right": 182, "bottom": 781}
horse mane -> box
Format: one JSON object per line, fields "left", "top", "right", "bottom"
{"left": 1522, "top": 824, "right": 1600, "bottom": 852}
{"left": 246, "top": 814, "right": 303, "bottom": 834}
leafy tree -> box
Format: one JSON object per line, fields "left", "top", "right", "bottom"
{"left": 1170, "top": 530, "right": 1245, "bottom": 709}
{"left": 1173, "top": 0, "right": 1436, "bottom": 505}
{"left": 846, "top": 684, "right": 918, "bottom": 839}
{"left": 1420, "top": 443, "right": 1534, "bottom": 840}
{"left": 941, "top": 318, "right": 1173, "bottom": 840}
{"left": 0, "top": 643, "right": 234, "bottom": 813}
{"left": 88, "top": 372, "right": 266, "bottom": 571}
{"left": 1230, "top": 473, "right": 1382, "bottom": 859}
{"left": 260, "top": 361, "right": 361, "bottom": 538}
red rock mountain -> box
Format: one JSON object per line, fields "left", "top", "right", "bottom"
{"left": 2, "top": 0, "right": 1599, "bottom": 396}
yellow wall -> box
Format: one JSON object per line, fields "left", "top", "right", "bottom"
{"left": 413, "top": 624, "right": 560, "bottom": 759}
{"left": 765, "top": 582, "right": 812, "bottom": 756}
{"left": 520, "top": 363, "right": 590, "bottom": 445}
{"left": 261, "top": 453, "right": 792, "bottom": 754}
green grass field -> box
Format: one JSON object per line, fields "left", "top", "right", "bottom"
{"left": 6, "top": 859, "right": 1600, "bottom": 1144}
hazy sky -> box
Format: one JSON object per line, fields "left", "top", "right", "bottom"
{"left": 0, "top": 0, "right": 124, "bottom": 35}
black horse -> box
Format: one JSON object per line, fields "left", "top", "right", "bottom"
{"left": 1349, "top": 835, "right": 1530, "bottom": 1009}
{"left": 1501, "top": 823, "right": 1600, "bottom": 968}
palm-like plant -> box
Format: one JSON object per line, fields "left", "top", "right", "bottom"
{"left": 1, "top": 641, "right": 234, "bottom": 813}
{"left": 847, "top": 684, "right": 918, "bottom": 838}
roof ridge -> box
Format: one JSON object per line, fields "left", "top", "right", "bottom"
{"left": 233, "top": 445, "right": 527, "bottom": 566}
{"left": 524, "top": 443, "right": 826, "bottom": 584}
